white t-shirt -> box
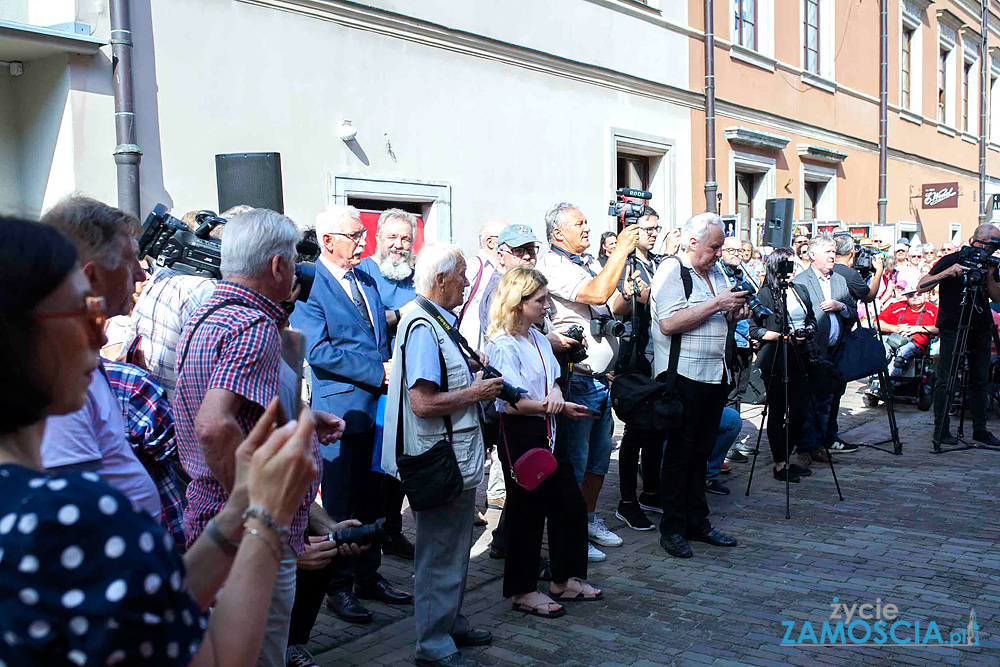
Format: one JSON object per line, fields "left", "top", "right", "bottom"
{"left": 485, "top": 328, "right": 559, "bottom": 412}
{"left": 40, "top": 369, "right": 162, "bottom": 517}
{"left": 537, "top": 249, "right": 620, "bottom": 376}
{"left": 458, "top": 252, "right": 497, "bottom": 349}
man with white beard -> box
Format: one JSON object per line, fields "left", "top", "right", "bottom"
{"left": 358, "top": 208, "right": 420, "bottom": 560}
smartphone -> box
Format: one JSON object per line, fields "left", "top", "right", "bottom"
{"left": 277, "top": 328, "right": 307, "bottom": 426}
{"left": 587, "top": 409, "right": 602, "bottom": 419}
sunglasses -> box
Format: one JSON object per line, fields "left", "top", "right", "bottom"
{"left": 37, "top": 296, "right": 107, "bottom": 329}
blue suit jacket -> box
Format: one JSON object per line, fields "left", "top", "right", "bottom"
{"left": 299, "top": 260, "right": 389, "bottom": 436}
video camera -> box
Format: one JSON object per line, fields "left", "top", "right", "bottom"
{"left": 958, "top": 240, "right": 1000, "bottom": 283}
{"left": 137, "top": 203, "right": 317, "bottom": 302}
{"left": 853, "top": 242, "right": 878, "bottom": 277}
{"left": 608, "top": 188, "right": 652, "bottom": 226}
{"left": 724, "top": 265, "right": 774, "bottom": 324}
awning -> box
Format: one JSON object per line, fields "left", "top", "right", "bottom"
{"left": 0, "top": 20, "right": 105, "bottom": 62}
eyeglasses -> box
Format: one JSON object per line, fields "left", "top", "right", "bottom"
{"left": 639, "top": 225, "right": 661, "bottom": 234}
{"left": 331, "top": 230, "right": 367, "bottom": 242}
{"left": 504, "top": 244, "right": 538, "bottom": 258}
{"left": 37, "top": 296, "right": 107, "bottom": 328}
{"left": 721, "top": 247, "right": 741, "bottom": 253}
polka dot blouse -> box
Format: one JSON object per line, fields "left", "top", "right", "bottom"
{"left": 0, "top": 464, "right": 207, "bottom": 666}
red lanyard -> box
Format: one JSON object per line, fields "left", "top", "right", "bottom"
{"left": 529, "top": 332, "right": 554, "bottom": 445}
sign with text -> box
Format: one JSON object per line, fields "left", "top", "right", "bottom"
{"left": 922, "top": 182, "right": 959, "bottom": 209}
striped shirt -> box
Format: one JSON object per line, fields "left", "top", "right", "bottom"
{"left": 650, "top": 255, "right": 731, "bottom": 384}
{"left": 174, "top": 282, "right": 315, "bottom": 554}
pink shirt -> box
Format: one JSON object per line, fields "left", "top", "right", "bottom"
{"left": 40, "top": 365, "right": 162, "bottom": 517}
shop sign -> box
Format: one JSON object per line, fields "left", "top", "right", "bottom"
{"left": 922, "top": 182, "right": 959, "bottom": 209}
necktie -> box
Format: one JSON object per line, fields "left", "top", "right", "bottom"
{"left": 347, "top": 270, "right": 375, "bottom": 335}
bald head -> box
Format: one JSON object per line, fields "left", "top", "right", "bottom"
{"left": 480, "top": 219, "right": 510, "bottom": 261}
{"left": 973, "top": 224, "right": 1000, "bottom": 243}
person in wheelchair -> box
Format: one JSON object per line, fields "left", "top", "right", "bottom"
{"left": 876, "top": 287, "right": 938, "bottom": 376}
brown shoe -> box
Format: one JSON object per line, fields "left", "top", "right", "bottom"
{"left": 794, "top": 453, "right": 813, "bottom": 468}
{"left": 809, "top": 448, "right": 839, "bottom": 464}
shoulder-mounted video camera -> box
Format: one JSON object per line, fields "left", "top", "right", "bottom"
{"left": 958, "top": 240, "right": 1000, "bottom": 283}
{"left": 608, "top": 188, "right": 652, "bottom": 227}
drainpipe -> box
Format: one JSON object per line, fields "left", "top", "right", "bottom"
{"left": 110, "top": 0, "right": 141, "bottom": 217}
{"left": 704, "top": 0, "right": 718, "bottom": 214}
{"left": 877, "top": 0, "right": 888, "bottom": 228}
{"left": 979, "top": 2, "right": 988, "bottom": 224}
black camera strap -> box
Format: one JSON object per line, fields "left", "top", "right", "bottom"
{"left": 395, "top": 318, "right": 451, "bottom": 460}
{"left": 177, "top": 299, "right": 245, "bottom": 373}
{"left": 414, "top": 296, "right": 479, "bottom": 372}
{"left": 658, "top": 255, "right": 693, "bottom": 391}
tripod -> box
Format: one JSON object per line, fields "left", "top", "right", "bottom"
{"left": 745, "top": 277, "right": 845, "bottom": 518}
{"left": 836, "top": 296, "right": 903, "bottom": 455}
{"left": 932, "top": 273, "right": 1000, "bottom": 454}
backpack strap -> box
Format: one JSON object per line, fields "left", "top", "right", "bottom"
{"left": 396, "top": 319, "right": 452, "bottom": 461}
{"left": 177, "top": 299, "right": 244, "bottom": 373}
{"left": 661, "top": 255, "right": 691, "bottom": 390}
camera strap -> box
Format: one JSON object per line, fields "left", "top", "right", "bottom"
{"left": 176, "top": 299, "right": 245, "bottom": 373}
{"left": 658, "top": 255, "right": 692, "bottom": 391}
{"left": 395, "top": 319, "right": 452, "bottom": 460}
{"left": 414, "top": 296, "right": 479, "bottom": 372}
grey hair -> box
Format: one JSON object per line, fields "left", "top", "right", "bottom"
{"left": 315, "top": 204, "right": 362, "bottom": 239}
{"left": 414, "top": 243, "right": 463, "bottom": 294}
{"left": 41, "top": 195, "right": 140, "bottom": 269}
{"left": 220, "top": 208, "right": 299, "bottom": 279}
{"left": 679, "top": 212, "right": 724, "bottom": 251}
{"left": 221, "top": 204, "right": 254, "bottom": 219}
{"left": 807, "top": 233, "right": 836, "bottom": 256}
{"left": 479, "top": 219, "right": 509, "bottom": 248}
{"left": 833, "top": 234, "right": 854, "bottom": 256}
{"left": 376, "top": 208, "right": 416, "bottom": 238}
{"left": 544, "top": 203, "right": 580, "bottom": 243}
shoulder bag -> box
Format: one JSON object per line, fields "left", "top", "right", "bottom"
{"left": 500, "top": 334, "right": 558, "bottom": 491}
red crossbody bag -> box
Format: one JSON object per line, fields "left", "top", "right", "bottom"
{"left": 500, "top": 335, "right": 558, "bottom": 491}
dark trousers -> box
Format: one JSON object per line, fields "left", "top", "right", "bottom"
{"left": 497, "top": 415, "right": 588, "bottom": 597}
{"left": 619, "top": 424, "right": 665, "bottom": 503}
{"left": 381, "top": 474, "right": 405, "bottom": 536}
{"left": 727, "top": 348, "right": 752, "bottom": 410}
{"left": 659, "top": 376, "right": 727, "bottom": 536}
{"left": 763, "top": 364, "right": 811, "bottom": 465}
{"left": 934, "top": 327, "right": 992, "bottom": 432}
{"left": 289, "top": 559, "right": 337, "bottom": 646}
{"left": 321, "top": 429, "right": 383, "bottom": 594}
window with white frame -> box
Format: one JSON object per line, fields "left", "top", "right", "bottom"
{"left": 733, "top": 0, "right": 756, "bottom": 50}
{"left": 901, "top": 27, "right": 913, "bottom": 109}
{"left": 938, "top": 16, "right": 959, "bottom": 128}
{"left": 803, "top": 0, "right": 819, "bottom": 74}
{"left": 963, "top": 60, "right": 972, "bottom": 132}
{"left": 900, "top": 1, "right": 924, "bottom": 115}
{"left": 729, "top": 150, "right": 776, "bottom": 245}
{"left": 802, "top": 0, "right": 834, "bottom": 82}
{"left": 610, "top": 129, "right": 675, "bottom": 235}
{"left": 950, "top": 223, "right": 962, "bottom": 243}
{"left": 991, "top": 64, "right": 1000, "bottom": 142}
{"left": 800, "top": 162, "right": 837, "bottom": 224}
{"left": 939, "top": 48, "right": 949, "bottom": 123}
{"left": 961, "top": 32, "right": 980, "bottom": 135}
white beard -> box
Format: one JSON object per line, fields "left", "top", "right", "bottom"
{"left": 377, "top": 252, "right": 413, "bottom": 281}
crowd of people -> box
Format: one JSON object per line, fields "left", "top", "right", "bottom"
{"left": 3, "top": 192, "right": 999, "bottom": 667}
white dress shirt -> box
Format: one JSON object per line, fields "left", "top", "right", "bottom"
{"left": 816, "top": 271, "right": 840, "bottom": 346}
{"left": 321, "top": 256, "right": 375, "bottom": 326}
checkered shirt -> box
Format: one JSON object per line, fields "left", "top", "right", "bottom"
{"left": 103, "top": 360, "right": 188, "bottom": 549}
{"left": 174, "top": 281, "right": 316, "bottom": 554}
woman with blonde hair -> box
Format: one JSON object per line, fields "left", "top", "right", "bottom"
{"left": 485, "top": 268, "right": 604, "bottom": 618}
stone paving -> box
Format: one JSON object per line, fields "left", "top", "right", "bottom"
{"left": 308, "top": 384, "right": 1000, "bottom": 666}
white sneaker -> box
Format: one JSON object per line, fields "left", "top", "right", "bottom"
{"left": 588, "top": 518, "right": 623, "bottom": 547}
{"left": 587, "top": 543, "right": 606, "bottom": 562}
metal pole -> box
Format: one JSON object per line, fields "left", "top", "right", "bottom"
{"left": 110, "top": 0, "right": 142, "bottom": 217}
{"left": 704, "top": 0, "right": 718, "bottom": 213}
{"left": 877, "top": 0, "right": 888, "bottom": 227}
{"left": 980, "top": 2, "right": 989, "bottom": 224}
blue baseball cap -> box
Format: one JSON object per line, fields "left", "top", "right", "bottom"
{"left": 497, "top": 224, "right": 539, "bottom": 249}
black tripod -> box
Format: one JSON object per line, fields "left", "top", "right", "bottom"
{"left": 745, "top": 277, "right": 845, "bottom": 518}
{"left": 932, "top": 273, "right": 1000, "bottom": 454}
{"left": 837, "top": 296, "right": 903, "bottom": 455}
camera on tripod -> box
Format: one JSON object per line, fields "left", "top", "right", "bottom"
{"left": 853, "top": 242, "right": 877, "bottom": 277}
{"left": 590, "top": 315, "right": 625, "bottom": 338}
{"left": 726, "top": 266, "right": 774, "bottom": 324}
{"left": 137, "top": 203, "right": 317, "bottom": 302}
{"left": 958, "top": 240, "right": 1000, "bottom": 282}
{"left": 608, "top": 188, "right": 652, "bottom": 226}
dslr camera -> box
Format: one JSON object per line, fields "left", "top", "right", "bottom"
{"left": 560, "top": 325, "right": 588, "bottom": 365}
{"left": 725, "top": 266, "right": 774, "bottom": 324}
{"left": 590, "top": 315, "right": 625, "bottom": 338}
{"left": 608, "top": 187, "right": 652, "bottom": 226}
{"left": 138, "top": 203, "right": 317, "bottom": 302}
{"left": 481, "top": 365, "right": 528, "bottom": 405}
{"left": 958, "top": 240, "right": 1000, "bottom": 283}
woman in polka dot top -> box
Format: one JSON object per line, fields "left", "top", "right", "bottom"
{"left": 0, "top": 219, "right": 320, "bottom": 666}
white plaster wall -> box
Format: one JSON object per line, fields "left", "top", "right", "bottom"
{"left": 0, "top": 0, "right": 27, "bottom": 23}
{"left": 0, "top": 75, "right": 22, "bottom": 215}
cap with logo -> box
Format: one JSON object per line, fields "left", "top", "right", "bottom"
{"left": 497, "top": 224, "right": 539, "bottom": 249}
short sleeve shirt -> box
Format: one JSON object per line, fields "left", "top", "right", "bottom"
{"left": 537, "top": 249, "right": 620, "bottom": 375}
{"left": 879, "top": 301, "right": 939, "bottom": 350}
{"left": 0, "top": 465, "right": 206, "bottom": 666}
{"left": 485, "top": 329, "right": 559, "bottom": 413}
{"left": 928, "top": 252, "right": 996, "bottom": 332}
{"left": 402, "top": 301, "right": 470, "bottom": 389}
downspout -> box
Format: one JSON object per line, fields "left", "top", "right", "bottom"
{"left": 980, "top": 2, "right": 989, "bottom": 224}
{"left": 704, "top": 0, "right": 718, "bottom": 214}
{"left": 110, "top": 0, "right": 141, "bottom": 217}
{"left": 877, "top": 0, "right": 888, "bottom": 228}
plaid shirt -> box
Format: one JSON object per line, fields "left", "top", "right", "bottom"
{"left": 103, "top": 360, "right": 188, "bottom": 549}
{"left": 128, "top": 267, "right": 217, "bottom": 401}
{"left": 174, "top": 282, "right": 317, "bottom": 554}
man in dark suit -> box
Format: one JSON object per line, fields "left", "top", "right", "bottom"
{"left": 793, "top": 234, "right": 857, "bottom": 467}
{"left": 298, "top": 204, "right": 412, "bottom": 623}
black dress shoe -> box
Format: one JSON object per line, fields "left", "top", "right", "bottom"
{"left": 973, "top": 430, "right": 1000, "bottom": 446}
{"left": 659, "top": 533, "right": 693, "bottom": 558}
{"left": 452, "top": 628, "right": 493, "bottom": 648}
{"left": 356, "top": 578, "right": 413, "bottom": 605}
{"left": 787, "top": 463, "right": 812, "bottom": 477}
{"left": 687, "top": 527, "right": 738, "bottom": 547}
{"left": 415, "top": 652, "right": 478, "bottom": 667}
{"left": 772, "top": 466, "right": 801, "bottom": 483}
{"left": 382, "top": 532, "right": 415, "bottom": 560}
{"left": 935, "top": 429, "right": 958, "bottom": 445}
{"left": 326, "top": 591, "right": 372, "bottom": 624}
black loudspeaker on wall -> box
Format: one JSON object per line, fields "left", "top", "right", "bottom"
{"left": 215, "top": 152, "right": 284, "bottom": 214}
{"left": 762, "top": 198, "right": 794, "bottom": 248}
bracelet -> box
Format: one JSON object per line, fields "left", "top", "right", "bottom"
{"left": 205, "top": 517, "right": 240, "bottom": 556}
{"left": 242, "top": 507, "right": 290, "bottom": 540}
{"left": 243, "top": 524, "right": 282, "bottom": 565}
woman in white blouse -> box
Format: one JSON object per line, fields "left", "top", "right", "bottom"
{"left": 485, "top": 268, "right": 603, "bottom": 618}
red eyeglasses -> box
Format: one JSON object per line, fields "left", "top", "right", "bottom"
{"left": 36, "top": 296, "right": 107, "bottom": 329}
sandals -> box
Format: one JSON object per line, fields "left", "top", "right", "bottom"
{"left": 549, "top": 577, "right": 603, "bottom": 602}
{"left": 511, "top": 600, "right": 566, "bottom": 618}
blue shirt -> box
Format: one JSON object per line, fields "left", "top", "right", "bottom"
{"left": 359, "top": 257, "right": 416, "bottom": 310}
{"left": 402, "top": 300, "right": 471, "bottom": 389}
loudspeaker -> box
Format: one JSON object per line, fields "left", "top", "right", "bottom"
{"left": 215, "top": 152, "right": 284, "bottom": 214}
{"left": 762, "top": 198, "right": 794, "bottom": 248}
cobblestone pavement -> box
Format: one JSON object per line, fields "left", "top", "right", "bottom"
{"left": 308, "top": 384, "right": 1000, "bottom": 666}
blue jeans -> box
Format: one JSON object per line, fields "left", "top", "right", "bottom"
{"left": 706, "top": 407, "right": 742, "bottom": 483}
{"left": 797, "top": 392, "right": 832, "bottom": 454}
{"left": 556, "top": 375, "right": 614, "bottom": 483}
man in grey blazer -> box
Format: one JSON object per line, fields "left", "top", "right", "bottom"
{"left": 793, "top": 234, "right": 857, "bottom": 466}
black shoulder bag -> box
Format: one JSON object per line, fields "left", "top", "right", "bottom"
{"left": 610, "top": 256, "right": 691, "bottom": 430}
{"left": 394, "top": 318, "right": 464, "bottom": 512}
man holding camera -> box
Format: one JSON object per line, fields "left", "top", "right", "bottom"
{"left": 651, "top": 213, "right": 746, "bottom": 558}
{"left": 538, "top": 202, "right": 640, "bottom": 561}
{"left": 918, "top": 224, "right": 1000, "bottom": 447}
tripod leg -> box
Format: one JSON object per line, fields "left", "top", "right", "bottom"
{"left": 744, "top": 401, "right": 767, "bottom": 497}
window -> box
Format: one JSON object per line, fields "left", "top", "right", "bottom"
{"left": 736, "top": 172, "right": 757, "bottom": 243}
{"left": 950, "top": 223, "right": 962, "bottom": 243}
{"left": 962, "top": 62, "right": 970, "bottom": 131}
{"left": 804, "top": 0, "right": 820, "bottom": 75}
{"left": 991, "top": 75, "right": 999, "bottom": 140}
{"left": 939, "top": 48, "right": 948, "bottom": 123}
{"left": 734, "top": 0, "right": 756, "bottom": 50}
{"left": 803, "top": 182, "right": 822, "bottom": 220}
{"left": 617, "top": 154, "right": 650, "bottom": 192}
{"left": 901, "top": 27, "right": 913, "bottom": 109}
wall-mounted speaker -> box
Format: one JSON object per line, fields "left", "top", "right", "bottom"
{"left": 763, "top": 198, "right": 794, "bottom": 248}
{"left": 215, "top": 152, "right": 284, "bottom": 214}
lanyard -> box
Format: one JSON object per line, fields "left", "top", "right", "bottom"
{"left": 529, "top": 332, "right": 554, "bottom": 447}
{"left": 550, "top": 244, "right": 598, "bottom": 278}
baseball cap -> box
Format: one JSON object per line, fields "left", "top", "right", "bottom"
{"left": 497, "top": 224, "right": 539, "bottom": 249}
{"left": 894, "top": 243, "right": 909, "bottom": 252}
{"left": 896, "top": 237, "right": 911, "bottom": 246}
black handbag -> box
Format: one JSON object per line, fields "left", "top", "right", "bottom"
{"left": 834, "top": 326, "right": 888, "bottom": 382}
{"left": 394, "top": 322, "right": 463, "bottom": 512}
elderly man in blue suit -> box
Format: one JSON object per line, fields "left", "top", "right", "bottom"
{"left": 298, "top": 204, "right": 413, "bottom": 624}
